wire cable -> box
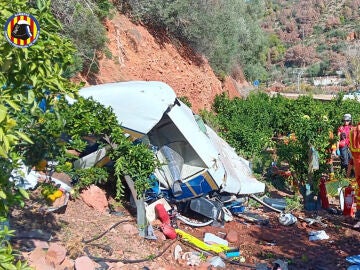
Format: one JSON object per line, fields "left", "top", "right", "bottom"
{"left": 82, "top": 219, "right": 133, "bottom": 244}
{"left": 82, "top": 218, "right": 177, "bottom": 264}
{"left": 84, "top": 239, "right": 177, "bottom": 263}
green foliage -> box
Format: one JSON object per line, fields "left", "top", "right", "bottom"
{"left": 51, "top": 0, "right": 109, "bottom": 77}
{"left": 326, "top": 29, "right": 348, "bottom": 39}
{"left": 243, "top": 63, "right": 269, "bottom": 82}
{"left": 124, "top": 0, "right": 269, "bottom": 79}
{"left": 178, "top": 96, "right": 192, "bottom": 108}
{"left": 307, "top": 60, "right": 330, "bottom": 77}
{"left": 316, "top": 43, "right": 328, "bottom": 53}
{"left": 0, "top": 222, "right": 32, "bottom": 270}
{"left": 268, "top": 34, "right": 286, "bottom": 63}
{"left": 1, "top": 3, "right": 79, "bottom": 99}
{"left": 0, "top": 161, "right": 31, "bottom": 217}
{"left": 35, "top": 97, "right": 159, "bottom": 200}
{"left": 306, "top": 63, "right": 321, "bottom": 77}
{"left": 72, "top": 167, "right": 109, "bottom": 195}
{"left": 60, "top": 97, "right": 118, "bottom": 138}
{"left": 113, "top": 136, "right": 159, "bottom": 199}
{"left": 210, "top": 92, "right": 360, "bottom": 197}
{"left": 199, "top": 109, "right": 220, "bottom": 132}
{"left": 331, "top": 42, "right": 346, "bottom": 53}
{"left": 59, "top": 97, "right": 157, "bottom": 198}
{"left": 0, "top": 0, "right": 80, "bottom": 267}
{"left": 94, "top": 0, "right": 114, "bottom": 19}
{"left": 212, "top": 92, "right": 274, "bottom": 159}
{"left": 312, "top": 25, "right": 324, "bottom": 36}
{"left": 339, "top": 15, "right": 345, "bottom": 24}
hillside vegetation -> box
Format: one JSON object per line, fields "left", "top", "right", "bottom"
{"left": 262, "top": 0, "right": 360, "bottom": 90}
{"left": 49, "top": 0, "right": 360, "bottom": 92}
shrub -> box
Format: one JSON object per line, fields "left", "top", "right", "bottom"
{"left": 306, "top": 63, "right": 321, "bottom": 77}
{"left": 0, "top": 0, "right": 79, "bottom": 268}
{"left": 210, "top": 92, "right": 360, "bottom": 202}
{"left": 243, "top": 63, "right": 269, "bottom": 82}
{"left": 51, "top": 0, "right": 109, "bottom": 77}
{"left": 72, "top": 167, "right": 109, "bottom": 195}
{"left": 331, "top": 42, "right": 346, "bottom": 53}
{"left": 123, "top": 0, "right": 269, "bottom": 80}
{"left": 94, "top": 0, "right": 114, "bottom": 19}
{"left": 178, "top": 96, "right": 192, "bottom": 108}
{"left": 326, "top": 29, "right": 348, "bottom": 39}
{"left": 316, "top": 43, "right": 328, "bottom": 53}
{"left": 51, "top": 97, "right": 159, "bottom": 199}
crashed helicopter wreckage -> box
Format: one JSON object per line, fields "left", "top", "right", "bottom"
{"left": 68, "top": 81, "right": 265, "bottom": 226}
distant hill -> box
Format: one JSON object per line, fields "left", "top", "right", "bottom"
{"left": 54, "top": 0, "right": 360, "bottom": 99}
{"left": 261, "top": 0, "right": 360, "bottom": 91}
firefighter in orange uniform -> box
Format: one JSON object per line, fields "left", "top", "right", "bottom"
{"left": 349, "top": 121, "right": 360, "bottom": 219}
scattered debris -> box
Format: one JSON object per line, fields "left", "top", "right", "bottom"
{"left": 263, "top": 197, "right": 287, "bottom": 211}
{"left": 145, "top": 198, "right": 172, "bottom": 223}
{"left": 182, "top": 251, "right": 201, "bottom": 266}
{"left": 278, "top": 213, "right": 297, "bottom": 226}
{"left": 176, "top": 229, "right": 231, "bottom": 254}
{"left": 10, "top": 161, "right": 40, "bottom": 190}
{"left": 145, "top": 224, "right": 157, "bottom": 240}
{"left": 174, "top": 244, "right": 182, "bottom": 260}
{"left": 204, "top": 232, "right": 229, "bottom": 246}
{"left": 249, "top": 194, "right": 282, "bottom": 213}
{"left": 308, "top": 230, "right": 330, "bottom": 241}
{"left": 235, "top": 212, "right": 270, "bottom": 225}
{"left": 298, "top": 216, "right": 327, "bottom": 227}
{"left": 224, "top": 249, "right": 240, "bottom": 258}
{"left": 208, "top": 256, "right": 226, "bottom": 268}
{"left": 346, "top": 255, "right": 360, "bottom": 265}
{"left": 74, "top": 81, "right": 265, "bottom": 227}
{"left": 155, "top": 203, "right": 177, "bottom": 239}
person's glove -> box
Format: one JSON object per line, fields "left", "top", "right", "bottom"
{"left": 336, "top": 149, "right": 340, "bottom": 156}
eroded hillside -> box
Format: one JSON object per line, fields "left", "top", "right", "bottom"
{"left": 76, "top": 14, "right": 247, "bottom": 113}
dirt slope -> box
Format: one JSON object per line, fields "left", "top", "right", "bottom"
{"left": 83, "top": 14, "right": 246, "bottom": 113}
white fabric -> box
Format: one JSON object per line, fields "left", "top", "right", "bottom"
{"left": 308, "top": 230, "right": 329, "bottom": 241}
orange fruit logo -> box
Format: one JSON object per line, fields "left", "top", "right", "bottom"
{"left": 4, "top": 13, "right": 40, "bottom": 48}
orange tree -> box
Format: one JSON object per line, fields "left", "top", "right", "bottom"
{"left": 27, "top": 96, "right": 159, "bottom": 200}
{"left": 0, "top": 0, "right": 79, "bottom": 268}
{"left": 274, "top": 96, "right": 334, "bottom": 199}
{"left": 207, "top": 92, "right": 360, "bottom": 207}
{"left": 1, "top": 1, "right": 159, "bottom": 267}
